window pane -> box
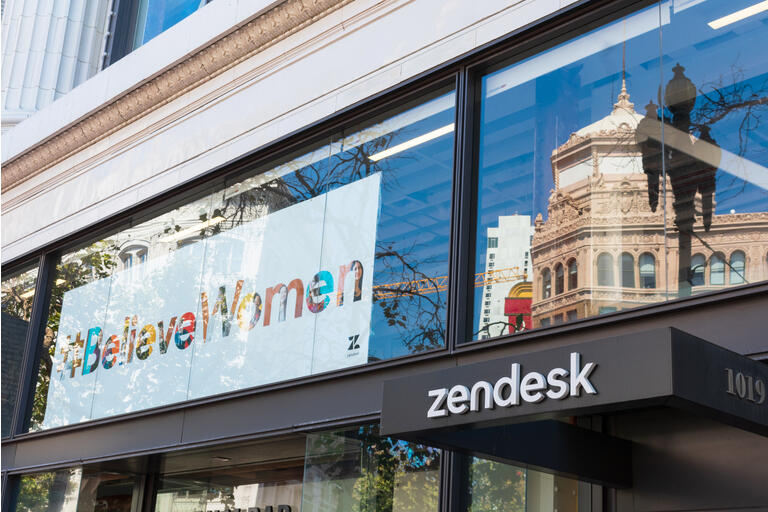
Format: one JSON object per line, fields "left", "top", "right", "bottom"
{"left": 597, "top": 254, "right": 614, "bottom": 287}
{"left": 133, "top": 0, "right": 205, "bottom": 48}
{"left": 730, "top": 251, "right": 746, "bottom": 285}
{"left": 465, "top": 456, "right": 579, "bottom": 512}
{"left": 470, "top": 0, "right": 768, "bottom": 342}
{"left": 710, "top": 253, "right": 725, "bottom": 285}
{"left": 658, "top": 1, "right": 768, "bottom": 298}
{"left": 471, "top": 5, "right": 664, "bottom": 341}
{"left": 27, "top": 89, "right": 454, "bottom": 431}
{"left": 302, "top": 425, "right": 440, "bottom": 512}
{"left": 1, "top": 263, "right": 38, "bottom": 437}
{"left": 639, "top": 253, "right": 656, "bottom": 289}
{"left": 567, "top": 259, "right": 577, "bottom": 290}
{"left": 691, "top": 254, "right": 706, "bottom": 287}
{"left": 154, "top": 437, "right": 307, "bottom": 512}
{"left": 621, "top": 253, "right": 635, "bottom": 288}
{"left": 14, "top": 467, "right": 138, "bottom": 512}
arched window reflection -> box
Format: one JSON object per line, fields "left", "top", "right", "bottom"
{"left": 555, "top": 263, "right": 564, "bottom": 295}
{"left": 621, "top": 253, "right": 635, "bottom": 288}
{"left": 597, "top": 253, "right": 614, "bottom": 286}
{"left": 567, "top": 259, "right": 578, "bottom": 290}
{"left": 542, "top": 268, "right": 552, "bottom": 299}
{"left": 639, "top": 253, "right": 656, "bottom": 289}
{"left": 711, "top": 253, "right": 725, "bottom": 285}
{"left": 691, "top": 254, "right": 706, "bottom": 287}
{"left": 729, "top": 251, "right": 746, "bottom": 285}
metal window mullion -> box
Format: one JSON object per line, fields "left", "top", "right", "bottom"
{"left": 438, "top": 450, "right": 466, "bottom": 512}
{"left": 12, "top": 250, "right": 58, "bottom": 437}
{"left": 447, "top": 66, "right": 478, "bottom": 352}
{"left": 2, "top": 472, "right": 21, "bottom": 512}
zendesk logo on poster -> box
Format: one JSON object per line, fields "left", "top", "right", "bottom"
{"left": 44, "top": 174, "right": 381, "bottom": 428}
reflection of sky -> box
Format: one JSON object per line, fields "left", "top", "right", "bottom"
{"left": 473, "top": 0, "right": 768, "bottom": 334}
{"left": 140, "top": 0, "right": 202, "bottom": 46}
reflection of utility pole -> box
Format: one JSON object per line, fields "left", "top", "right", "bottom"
{"left": 637, "top": 63, "right": 720, "bottom": 297}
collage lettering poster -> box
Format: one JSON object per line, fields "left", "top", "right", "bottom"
{"left": 44, "top": 174, "right": 381, "bottom": 428}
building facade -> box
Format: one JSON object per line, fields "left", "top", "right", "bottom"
{"left": 2, "top": 0, "right": 768, "bottom": 511}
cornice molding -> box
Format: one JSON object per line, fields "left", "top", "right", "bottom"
{"left": 1, "top": 0, "right": 351, "bottom": 191}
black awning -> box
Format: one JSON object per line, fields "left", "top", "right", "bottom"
{"left": 381, "top": 327, "right": 768, "bottom": 488}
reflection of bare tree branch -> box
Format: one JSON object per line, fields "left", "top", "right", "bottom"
{"left": 473, "top": 318, "right": 526, "bottom": 338}
{"left": 200, "top": 127, "right": 447, "bottom": 354}
{"left": 693, "top": 68, "right": 768, "bottom": 158}
{"left": 374, "top": 241, "right": 445, "bottom": 353}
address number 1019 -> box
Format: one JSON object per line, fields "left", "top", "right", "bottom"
{"left": 725, "top": 368, "right": 766, "bottom": 405}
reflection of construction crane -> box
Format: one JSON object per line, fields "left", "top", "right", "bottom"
{"left": 373, "top": 267, "right": 527, "bottom": 299}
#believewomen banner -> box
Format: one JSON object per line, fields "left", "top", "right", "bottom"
{"left": 44, "top": 174, "right": 381, "bottom": 428}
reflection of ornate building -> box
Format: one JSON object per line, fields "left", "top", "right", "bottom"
{"left": 531, "top": 83, "right": 768, "bottom": 327}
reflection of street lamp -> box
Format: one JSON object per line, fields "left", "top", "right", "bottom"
{"left": 638, "top": 63, "right": 720, "bottom": 297}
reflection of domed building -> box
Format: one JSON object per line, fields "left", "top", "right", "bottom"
{"left": 530, "top": 82, "right": 768, "bottom": 327}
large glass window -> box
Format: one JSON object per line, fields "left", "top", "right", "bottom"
{"left": 154, "top": 436, "right": 307, "bottom": 512}
{"left": 13, "top": 467, "right": 139, "bottom": 512}
{"left": 470, "top": 0, "right": 768, "bottom": 342}
{"left": 25, "top": 89, "right": 454, "bottom": 431}
{"left": 303, "top": 426, "right": 440, "bottom": 512}
{"left": 1, "top": 263, "right": 38, "bottom": 437}
{"left": 151, "top": 426, "right": 440, "bottom": 512}
{"left": 465, "top": 456, "right": 579, "bottom": 512}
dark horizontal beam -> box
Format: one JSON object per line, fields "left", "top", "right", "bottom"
{"left": 403, "top": 420, "right": 632, "bottom": 488}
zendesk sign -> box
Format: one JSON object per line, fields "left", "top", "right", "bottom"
{"left": 427, "top": 353, "right": 596, "bottom": 419}
{"left": 382, "top": 329, "right": 768, "bottom": 439}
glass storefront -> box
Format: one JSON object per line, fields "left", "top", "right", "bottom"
{"left": 25, "top": 88, "right": 455, "bottom": 431}
{"left": 14, "top": 467, "right": 139, "bottom": 512}
{"left": 1, "top": 263, "right": 39, "bottom": 437}
{"left": 10, "top": 427, "right": 440, "bottom": 512}
{"left": 471, "top": 0, "right": 768, "bottom": 341}
{"left": 154, "top": 436, "right": 307, "bottom": 512}
{"left": 302, "top": 426, "right": 440, "bottom": 512}
{"left": 11, "top": 436, "right": 591, "bottom": 512}
{"left": 153, "top": 428, "right": 441, "bottom": 512}
{"left": 465, "top": 457, "right": 579, "bottom": 512}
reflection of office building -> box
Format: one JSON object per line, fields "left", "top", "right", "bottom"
{"left": 478, "top": 215, "right": 533, "bottom": 339}
{"left": 531, "top": 84, "right": 768, "bottom": 327}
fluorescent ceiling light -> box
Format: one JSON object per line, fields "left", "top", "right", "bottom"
{"left": 369, "top": 124, "right": 454, "bottom": 162}
{"left": 161, "top": 216, "right": 226, "bottom": 243}
{"left": 708, "top": 1, "right": 768, "bottom": 29}
{"left": 485, "top": 5, "right": 669, "bottom": 98}
{"left": 227, "top": 93, "right": 455, "bottom": 198}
